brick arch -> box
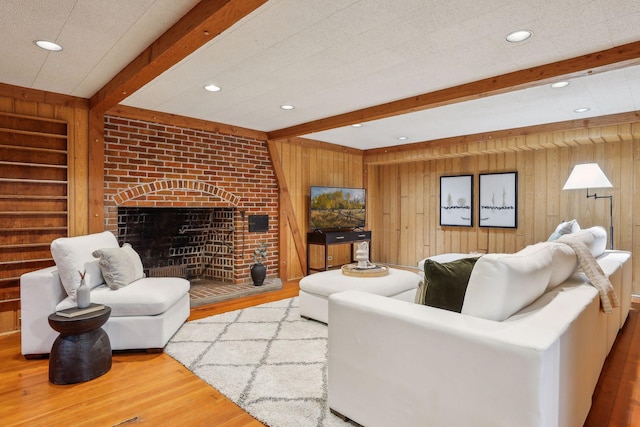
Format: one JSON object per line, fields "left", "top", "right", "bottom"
{"left": 112, "top": 179, "right": 240, "bottom": 206}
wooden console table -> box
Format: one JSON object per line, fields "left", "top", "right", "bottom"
{"left": 306, "top": 230, "right": 371, "bottom": 274}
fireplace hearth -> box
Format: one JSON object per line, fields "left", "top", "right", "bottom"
{"left": 117, "top": 207, "right": 234, "bottom": 283}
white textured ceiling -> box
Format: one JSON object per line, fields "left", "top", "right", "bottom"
{"left": 2, "top": 0, "right": 640, "bottom": 149}
{"left": 0, "top": 0, "right": 200, "bottom": 97}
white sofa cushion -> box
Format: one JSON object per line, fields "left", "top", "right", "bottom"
{"left": 569, "top": 226, "right": 607, "bottom": 258}
{"left": 518, "top": 242, "right": 577, "bottom": 291}
{"left": 50, "top": 231, "right": 119, "bottom": 298}
{"left": 57, "top": 277, "right": 190, "bottom": 316}
{"left": 461, "top": 244, "right": 553, "bottom": 321}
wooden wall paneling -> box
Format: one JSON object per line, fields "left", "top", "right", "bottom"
{"left": 514, "top": 151, "right": 528, "bottom": 250}
{"left": 398, "top": 162, "right": 410, "bottom": 266}
{"left": 364, "top": 123, "right": 638, "bottom": 293}
{"left": 634, "top": 140, "right": 640, "bottom": 294}
{"left": 368, "top": 165, "right": 381, "bottom": 263}
{"left": 475, "top": 154, "right": 488, "bottom": 253}
{"left": 619, "top": 140, "right": 634, "bottom": 251}
{"left": 268, "top": 140, "right": 306, "bottom": 280}
{"left": 86, "top": 109, "right": 103, "bottom": 234}
{"left": 503, "top": 152, "right": 518, "bottom": 253}
{"left": 423, "top": 163, "right": 434, "bottom": 259}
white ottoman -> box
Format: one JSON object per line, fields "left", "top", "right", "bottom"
{"left": 299, "top": 267, "right": 421, "bottom": 323}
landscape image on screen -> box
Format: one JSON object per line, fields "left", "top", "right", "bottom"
{"left": 310, "top": 187, "right": 366, "bottom": 230}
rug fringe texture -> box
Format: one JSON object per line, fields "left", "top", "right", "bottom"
{"left": 166, "top": 297, "right": 350, "bottom": 426}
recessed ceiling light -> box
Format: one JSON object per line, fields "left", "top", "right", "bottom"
{"left": 397, "top": 136, "right": 408, "bottom": 141}
{"left": 203, "top": 84, "right": 221, "bottom": 92}
{"left": 351, "top": 124, "right": 363, "bottom": 128}
{"left": 506, "top": 30, "right": 533, "bottom": 43}
{"left": 574, "top": 107, "right": 591, "bottom": 113}
{"left": 550, "top": 81, "right": 570, "bottom": 89}
{"left": 280, "top": 104, "right": 295, "bottom": 110}
{"left": 34, "top": 40, "right": 63, "bottom": 52}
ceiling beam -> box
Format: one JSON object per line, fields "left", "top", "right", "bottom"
{"left": 90, "top": 0, "right": 267, "bottom": 113}
{"left": 267, "top": 40, "right": 640, "bottom": 141}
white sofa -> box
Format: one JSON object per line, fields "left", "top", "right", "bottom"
{"left": 328, "top": 227, "right": 632, "bottom": 427}
{"left": 21, "top": 231, "right": 190, "bottom": 357}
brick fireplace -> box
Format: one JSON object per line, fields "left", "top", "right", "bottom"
{"left": 102, "top": 115, "right": 279, "bottom": 285}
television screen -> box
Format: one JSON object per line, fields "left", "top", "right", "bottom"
{"left": 310, "top": 186, "right": 366, "bottom": 231}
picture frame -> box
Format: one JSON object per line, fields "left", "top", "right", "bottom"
{"left": 440, "top": 175, "right": 473, "bottom": 227}
{"left": 479, "top": 172, "right": 518, "bottom": 228}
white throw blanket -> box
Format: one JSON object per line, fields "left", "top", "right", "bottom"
{"left": 557, "top": 236, "right": 619, "bottom": 313}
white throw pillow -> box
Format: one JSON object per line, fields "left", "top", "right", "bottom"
{"left": 93, "top": 244, "right": 145, "bottom": 290}
{"left": 121, "top": 243, "right": 145, "bottom": 279}
{"left": 50, "top": 231, "right": 119, "bottom": 299}
{"left": 461, "top": 244, "right": 553, "bottom": 321}
{"left": 548, "top": 219, "right": 580, "bottom": 241}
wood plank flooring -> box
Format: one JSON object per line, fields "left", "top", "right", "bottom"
{"left": 1, "top": 282, "right": 638, "bottom": 426}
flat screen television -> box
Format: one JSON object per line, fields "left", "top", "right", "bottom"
{"left": 309, "top": 186, "right": 366, "bottom": 231}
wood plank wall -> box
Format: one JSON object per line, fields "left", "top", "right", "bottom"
{"left": 0, "top": 84, "right": 90, "bottom": 333}
{"left": 272, "top": 138, "right": 364, "bottom": 279}
{"left": 365, "top": 122, "right": 640, "bottom": 293}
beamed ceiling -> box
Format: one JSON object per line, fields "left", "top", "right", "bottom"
{"left": 2, "top": 0, "right": 640, "bottom": 149}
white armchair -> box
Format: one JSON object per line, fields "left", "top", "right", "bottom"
{"left": 21, "top": 231, "right": 190, "bottom": 357}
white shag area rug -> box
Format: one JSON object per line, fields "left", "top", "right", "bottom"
{"left": 165, "top": 297, "right": 351, "bottom": 427}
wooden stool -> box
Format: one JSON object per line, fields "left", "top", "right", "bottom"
{"left": 47, "top": 306, "right": 112, "bottom": 385}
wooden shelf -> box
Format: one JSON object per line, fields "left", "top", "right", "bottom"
{"left": 0, "top": 243, "right": 51, "bottom": 250}
{"left": 0, "top": 159, "right": 67, "bottom": 168}
{"left": 0, "top": 195, "right": 67, "bottom": 200}
{"left": 0, "top": 257, "right": 54, "bottom": 265}
{"left": 0, "top": 143, "right": 68, "bottom": 154}
{"left": 0, "top": 112, "right": 69, "bottom": 305}
{"left": 0, "top": 211, "right": 67, "bottom": 215}
{"left": 0, "top": 226, "right": 67, "bottom": 232}
{"left": 0, "top": 177, "right": 67, "bottom": 185}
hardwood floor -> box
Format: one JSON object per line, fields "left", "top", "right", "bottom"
{"left": 0, "top": 283, "right": 638, "bottom": 426}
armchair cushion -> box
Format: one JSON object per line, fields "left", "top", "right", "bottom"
{"left": 56, "top": 277, "right": 190, "bottom": 316}
{"left": 50, "top": 231, "right": 119, "bottom": 298}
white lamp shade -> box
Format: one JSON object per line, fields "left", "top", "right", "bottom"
{"left": 562, "top": 163, "right": 612, "bottom": 190}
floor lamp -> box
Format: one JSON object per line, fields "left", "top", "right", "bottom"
{"left": 562, "top": 163, "right": 614, "bottom": 249}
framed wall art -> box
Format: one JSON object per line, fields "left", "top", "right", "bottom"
{"left": 440, "top": 175, "right": 473, "bottom": 227}
{"left": 479, "top": 171, "right": 518, "bottom": 228}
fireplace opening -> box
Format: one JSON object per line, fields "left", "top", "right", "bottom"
{"left": 117, "top": 207, "right": 235, "bottom": 284}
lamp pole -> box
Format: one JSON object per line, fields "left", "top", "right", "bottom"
{"left": 587, "top": 190, "right": 614, "bottom": 250}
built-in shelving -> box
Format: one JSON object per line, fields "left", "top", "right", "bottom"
{"left": 0, "top": 112, "right": 68, "bottom": 301}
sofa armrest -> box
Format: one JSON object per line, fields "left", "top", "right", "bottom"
{"left": 327, "top": 288, "right": 599, "bottom": 427}
{"left": 20, "top": 266, "right": 66, "bottom": 356}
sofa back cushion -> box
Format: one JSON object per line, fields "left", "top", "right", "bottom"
{"left": 51, "top": 231, "right": 119, "bottom": 299}
{"left": 568, "top": 226, "right": 607, "bottom": 258}
{"left": 461, "top": 244, "right": 553, "bottom": 321}
{"left": 518, "top": 242, "right": 578, "bottom": 291}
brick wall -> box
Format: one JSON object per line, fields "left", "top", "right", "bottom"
{"left": 103, "top": 115, "right": 279, "bottom": 284}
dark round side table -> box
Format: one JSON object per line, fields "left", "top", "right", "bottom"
{"left": 47, "top": 306, "right": 112, "bottom": 385}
